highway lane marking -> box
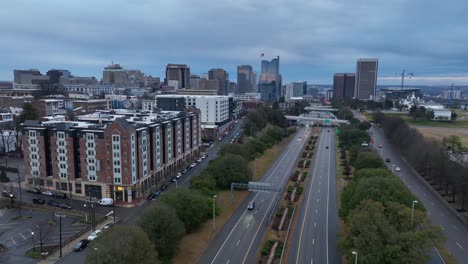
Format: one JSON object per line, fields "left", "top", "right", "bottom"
{"left": 237, "top": 240, "right": 241, "bottom": 246}
{"left": 427, "top": 211, "right": 431, "bottom": 216}
{"left": 226, "top": 259, "right": 230, "bottom": 264}
{"left": 312, "top": 238, "right": 315, "bottom": 245}
{"left": 211, "top": 129, "right": 305, "bottom": 264}
{"left": 325, "top": 128, "right": 332, "bottom": 264}
{"left": 19, "top": 232, "right": 26, "bottom": 240}
{"left": 314, "top": 222, "right": 316, "bottom": 228}
{"left": 456, "top": 242, "right": 464, "bottom": 250}
{"left": 247, "top": 223, "right": 250, "bottom": 228}
{"left": 453, "top": 225, "right": 458, "bottom": 230}
{"left": 316, "top": 209, "right": 318, "bottom": 214}
{"left": 242, "top": 130, "right": 307, "bottom": 264}
{"left": 10, "top": 237, "right": 17, "bottom": 245}
{"left": 295, "top": 129, "right": 323, "bottom": 264}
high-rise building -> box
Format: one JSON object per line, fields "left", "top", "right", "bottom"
{"left": 14, "top": 69, "right": 50, "bottom": 84}
{"left": 190, "top": 75, "right": 200, "bottom": 89}
{"left": 355, "top": 59, "right": 378, "bottom": 100}
{"left": 228, "top": 82, "right": 237, "bottom": 94}
{"left": 237, "top": 65, "right": 254, "bottom": 93}
{"left": 199, "top": 78, "right": 219, "bottom": 91}
{"left": 259, "top": 56, "right": 281, "bottom": 102}
{"left": 166, "top": 64, "right": 190, "bottom": 89}
{"left": 333, "top": 73, "right": 355, "bottom": 99}
{"left": 285, "top": 81, "right": 307, "bottom": 99}
{"left": 251, "top": 71, "right": 257, "bottom": 92}
{"left": 208, "top": 69, "right": 229, "bottom": 95}
{"left": 46, "top": 69, "right": 71, "bottom": 84}
{"left": 102, "top": 64, "right": 128, "bottom": 84}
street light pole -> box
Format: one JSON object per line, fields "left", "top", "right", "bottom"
{"left": 59, "top": 215, "right": 62, "bottom": 258}
{"left": 31, "top": 231, "right": 35, "bottom": 251}
{"left": 352, "top": 251, "right": 358, "bottom": 264}
{"left": 411, "top": 200, "right": 418, "bottom": 228}
{"left": 17, "top": 166, "right": 22, "bottom": 217}
{"left": 212, "top": 195, "right": 217, "bottom": 230}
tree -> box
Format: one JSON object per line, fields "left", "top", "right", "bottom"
{"left": 190, "top": 171, "right": 217, "bottom": 196}
{"left": 0, "top": 122, "right": 16, "bottom": 153}
{"left": 442, "top": 135, "right": 463, "bottom": 152}
{"left": 338, "top": 127, "right": 370, "bottom": 149}
{"left": 160, "top": 188, "right": 212, "bottom": 233}
{"left": 339, "top": 200, "right": 443, "bottom": 264}
{"left": 340, "top": 176, "right": 419, "bottom": 220}
{"left": 207, "top": 154, "right": 252, "bottom": 188}
{"left": 35, "top": 220, "right": 55, "bottom": 252}
{"left": 451, "top": 111, "right": 458, "bottom": 120}
{"left": 138, "top": 202, "right": 185, "bottom": 262}
{"left": 85, "top": 226, "right": 159, "bottom": 264}
{"left": 352, "top": 152, "right": 385, "bottom": 170}
{"left": 384, "top": 98, "right": 393, "bottom": 109}
{"left": 0, "top": 171, "right": 9, "bottom": 183}
{"left": 337, "top": 107, "right": 354, "bottom": 120}
{"left": 352, "top": 168, "right": 393, "bottom": 181}
{"left": 19, "top": 103, "right": 38, "bottom": 122}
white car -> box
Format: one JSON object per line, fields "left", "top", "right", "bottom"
{"left": 395, "top": 167, "right": 401, "bottom": 172}
{"left": 176, "top": 172, "right": 182, "bottom": 179}
{"left": 190, "top": 163, "right": 197, "bottom": 168}
{"left": 42, "top": 191, "right": 54, "bottom": 196}
{"left": 197, "top": 158, "right": 202, "bottom": 163}
{"left": 87, "top": 230, "right": 102, "bottom": 241}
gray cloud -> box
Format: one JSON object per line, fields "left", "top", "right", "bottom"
{"left": 0, "top": 0, "right": 467, "bottom": 84}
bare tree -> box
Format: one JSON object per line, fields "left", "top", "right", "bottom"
{"left": 35, "top": 220, "right": 54, "bottom": 252}
{"left": 0, "top": 122, "right": 16, "bottom": 153}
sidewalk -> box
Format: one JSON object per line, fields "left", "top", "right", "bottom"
{"left": 37, "top": 218, "right": 116, "bottom": 264}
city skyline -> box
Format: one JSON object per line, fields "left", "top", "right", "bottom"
{"left": 1, "top": 0, "right": 468, "bottom": 85}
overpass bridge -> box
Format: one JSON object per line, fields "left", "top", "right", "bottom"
{"left": 304, "top": 106, "right": 339, "bottom": 112}
{"left": 285, "top": 115, "right": 349, "bottom": 125}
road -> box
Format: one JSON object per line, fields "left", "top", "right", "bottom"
{"left": 288, "top": 127, "right": 341, "bottom": 264}
{"left": 370, "top": 125, "right": 468, "bottom": 263}
{"left": 55, "top": 120, "right": 243, "bottom": 264}
{"left": 199, "top": 127, "right": 306, "bottom": 264}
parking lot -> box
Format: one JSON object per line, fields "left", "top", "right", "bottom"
{"left": 0, "top": 207, "right": 87, "bottom": 264}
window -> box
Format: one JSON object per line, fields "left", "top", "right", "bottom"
{"left": 114, "top": 160, "right": 120, "bottom": 166}
{"left": 29, "top": 131, "right": 36, "bottom": 137}
{"left": 32, "top": 171, "right": 39, "bottom": 176}
{"left": 59, "top": 156, "right": 66, "bottom": 162}
{"left": 114, "top": 168, "right": 121, "bottom": 173}
{"left": 60, "top": 164, "right": 66, "bottom": 169}
{"left": 114, "top": 178, "right": 121, "bottom": 183}
{"left": 113, "top": 135, "right": 120, "bottom": 141}
{"left": 58, "top": 132, "right": 65, "bottom": 138}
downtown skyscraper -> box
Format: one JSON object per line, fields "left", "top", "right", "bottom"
{"left": 259, "top": 56, "right": 281, "bottom": 102}
{"left": 333, "top": 73, "right": 355, "bottom": 99}
{"left": 237, "top": 65, "right": 254, "bottom": 94}
{"left": 355, "top": 59, "right": 378, "bottom": 100}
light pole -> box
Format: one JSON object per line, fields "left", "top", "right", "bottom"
{"left": 411, "top": 200, "right": 418, "bottom": 228}
{"left": 212, "top": 195, "right": 217, "bottom": 231}
{"left": 84, "top": 203, "right": 88, "bottom": 223}
{"left": 31, "top": 231, "right": 35, "bottom": 251}
{"left": 391, "top": 164, "right": 396, "bottom": 173}
{"left": 55, "top": 214, "right": 65, "bottom": 258}
{"left": 175, "top": 179, "right": 178, "bottom": 188}
{"left": 94, "top": 248, "right": 100, "bottom": 264}
{"left": 352, "top": 251, "right": 358, "bottom": 264}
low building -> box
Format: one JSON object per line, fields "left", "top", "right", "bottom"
{"left": 31, "top": 99, "right": 65, "bottom": 118}
{"left": 432, "top": 109, "right": 452, "bottom": 120}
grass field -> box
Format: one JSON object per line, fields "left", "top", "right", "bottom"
{"left": 173, "top": 130, "right": 296, "bottom": 263}
{"left": 365, "top": 111, "right": 468, "bottom": 128}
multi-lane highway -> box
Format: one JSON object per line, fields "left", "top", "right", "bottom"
{"left": 200, "top": 127, "right": 307, "bottom": 264}
{"left": 370, "top": 124, "right": 468, "bottom": 263}
{"left": 288, "top": 127, "right": 341, "bottom": 264}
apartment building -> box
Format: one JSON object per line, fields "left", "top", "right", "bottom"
{"left": 22, "top": 108, "right": 201, "bottom": 204}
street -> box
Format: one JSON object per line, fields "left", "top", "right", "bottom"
{"left": 199, "top": 127, "right": 306, "bottom": 264}
{"left": 288, "top": 127, "right": 341, "bottom": 264}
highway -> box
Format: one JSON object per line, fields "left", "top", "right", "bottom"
{"left": 370, "top": 125, "right": 468, "bottom": 263}
{"left": 199, "top": 127, "right": 307, "bottom": 264}
{"left": 288, "top": 127, "right": 341, "bottom": 264}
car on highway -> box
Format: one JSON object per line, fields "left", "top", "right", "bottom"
{"left": 42, "top": 190, "right": 54, "bottom": 196}
{"left": 385, "top": 158, "right": 391, "bottom": 163}
{"left": 247, "top": 201, "right": 255, "bottom": 210}
{"left": 197, "top": 158, "right": 202, "bottom": 163}
{"left": 1, "top": 191, "right": 14, "bottom": 198}
{"left": 87, "top": 230, "right": 102, "bottom": 241}
{"left": 378, "top": 144, "right": 383, "bottom": 148}
{"left": 190, "top": 162, "right": 197, "bottom": 168}
{"left": 73, "top": 239, "right": 89, "bottom": 252}
{"left": 328, "top": 130, "right": 330, "bottom": 132}
{"left": 325, "top": 146, "right": 329, "bottom": 149}
{"left": 32, "top": 198, "right": 45, "bottom": 205}
{"left": 27, "top": 187, "right": 41, "bottom": 194}
{"left": 47, "top": 200, "right": 60, "bottom": 207}
{"left": 176, "top": 172, "right": 182, "bottom": 179}
{"left": 395, "top": 167, "right": 401, "bottom": 172}
{"left": 60, "top": 203, "right": 72, "bottom": 209}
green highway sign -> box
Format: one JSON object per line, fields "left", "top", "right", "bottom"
{"left": 336, "top": 129, "right": 340, "bottom": 134}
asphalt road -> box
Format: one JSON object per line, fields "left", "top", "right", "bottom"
{"left": 288, "top": 127, "right": 341, "bottom": 264}
{"left": 370, "top": 125, "right": 468, "bottom": 263}
{"left": 199, "top": 127, "right": 306, "bottom": 264}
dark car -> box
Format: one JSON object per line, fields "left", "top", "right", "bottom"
{"left": 385, "top": 158, "right": 391, "bottom": 163}
{"left": 1, "top": 191, "right": 14, "bottom": 198}
{"left": 32, "top": 198, "right": 45, "bottom": 205}
{"left": 325, "top": 146, "right": 329, "bottom": 149}
{"left": 73, "top": 239, "right": 89, "bottom": 252}
{"left": 59, "top": 204, "right": 72, "bottom": 209}
{"left": 53, "top": 192, "right": 67, "bottom": 199}
{"left": 160, "top": 184, "right": 168, "bottom": 191}
{"left": 146, "top": 191, "right": 160, "bottom": 201}
{"left": 47, "top": 200, "right": 60, "bottom": 207}
{"left": 27, "top": 187, "right": 41, "bottom": 194}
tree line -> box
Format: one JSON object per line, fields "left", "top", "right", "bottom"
{"left": 338, "top": 117, "right": 444, "bottom": 264}
{"left": 374, "top": 112, "right": 468, "bottom": 211}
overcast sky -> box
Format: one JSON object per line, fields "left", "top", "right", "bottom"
{"left": 1, "top": 0, "right": 467, "bottom": 85}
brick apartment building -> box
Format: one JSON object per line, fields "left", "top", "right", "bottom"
{"left": 22, "top": 108, "right": 201, "bottom": 204}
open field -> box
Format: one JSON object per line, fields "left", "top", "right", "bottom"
{"left": 413, "top": 126, "right": 468, "bottom": 146}
{"left": 364, "top": 111, "right": 468, "bottom": 128}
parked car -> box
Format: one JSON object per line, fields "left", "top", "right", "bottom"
{"left": 171, "top": 177, "right": 177, "bottom": 182}
{"left": 53, "top": 192, "right": 67, "bottom": 199}
{"left": 42, "top": 191, "right": 54, "bottom": 196}
{"left": 160, "top": 184, "right": 168, "bottom": 191}
{"left": 201, "top": 155, "right": 207, "bottom": 160}
{"left": 73, "top": 239, "right": 89, "bottom": 252}
{"left": 98, "top": 198, "right": 113, "bottom": 207}
{"left": 87, "top": 230, "right": 102, "bottom": 241}
{"left": 190, "top": 162, "right": 197, "bottom": 168}
{"left": 181, "top": 169, "right": 188, "bottom": 174}
{"left": 47, "top": 200, "right": 60, "bottom": 207}
{"left": 197, "top": 158, "right": 202, "bottom": 163}
{"left": 176, "top": 172, "right": 182, "bottom": 179}
{"left": 103, "top": 223, "right": 113, "bottom": 231}
{"left": 147, "top": 191, "right": 161, "bottom": 201}
{"left": 27, "top": 187, "right": 41, "bottom": 194}
{"left": 1, "top": 191, "right": 14, "bottom": 198}
{"left": 59, "top": 204, "right": 72, "bottom": 209}
{"left": 32, "top": 198, "right": 45, "bottom": 205}
{"left": 378, "top": 144, "right": 383, "bottom": 148}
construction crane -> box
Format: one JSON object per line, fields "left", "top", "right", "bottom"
{"left": 400, "top": 70, "right": 414, "bottom": 90}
